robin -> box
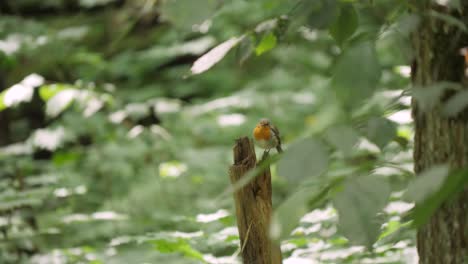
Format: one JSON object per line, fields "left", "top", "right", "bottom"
{"left": 253, "top": 118, "right": 283, "bottom": 154}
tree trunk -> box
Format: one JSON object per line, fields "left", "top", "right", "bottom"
{"left": 412, "top": 2, "right": 468, "bottom": 263}
{"left": 229, "top": 137, "right": 282, "bottom": 264}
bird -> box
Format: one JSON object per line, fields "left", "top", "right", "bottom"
{"left": 253, "top": 118, "right": 283, "bottom": 154}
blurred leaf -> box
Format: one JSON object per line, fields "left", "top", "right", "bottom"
{"left": 79, "top": 0, "right": 118, "bottom": 8}
{"left": 378, "top": 219, "right": 412, "bottom": 244}
{"left": 412, "top": 82, "right": 461, "bottom": 113}
{"left": 190, "top": 36, "right": 244, "bottom": 75}
{"left": 442, "top": 90, "right": 468, "bottom": 117}
{"left": 46, "top": 89, "right": 78, "bottom": 117}
{"left": 405, "top": 165, "right": 449, "bottom": 204}
{"left": 39, "top": 84, "right": 72, "bottom": 101}
{"left": 255, "top": 32, "right": 277, "bottom": 56}
{"left": 429, "top": 10, "right": 467, "bottom": 32}
{"left": 406, "top": 168, "right": 468, "bottom": 227}
{"left": 236, "top": 35, "right": 255, "bottom": 65}
{"left": 0, "top": 92, "right": 5, "bottom": 111}
{"left": 152, "top": 238, "right": 205, "bottom": 261}
{"left": 271, "top": 189, "right": 310, "bottom": 241}
{"left": 272, "top": 176, "right": 342, "bottom": 240}
{"left": 329, "top": 4, "right": 358, "bottom": 46}
{"left": 277, "top": 137, "right": 329, "bottom": 184}
{"left": 332, "top": 41, "right": 381, "bottom": 108}
{"left": 443, "top": 0, "right": 461, "bottom": 10}
{"left": 274, "top": 16, "right": 290, "bottom": 41}
{"left": 306, "top": 0, "right": 339, "bottom": 29}
{"left": 52, "top": 151, "right": 81, "bottom": 166}
{"left": 333, "top": 176, "right": 390, "bottom": 249}
{"left": 325, "top": 124, "right": 360, "bottom": 157}
{"left": 161, "top": 0, "right": 218, "bottom": 29}
{"left": 365, "top": 117, "right": 397, "bottom": 149}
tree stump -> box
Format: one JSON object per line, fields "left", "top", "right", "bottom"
{"left": 229, "top": 137, "right": 282, "bottom": 264}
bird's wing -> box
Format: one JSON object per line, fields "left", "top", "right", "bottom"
{"left": 270, "top": 124, "right": 283, "bottom": 152}
{"left": 270, "top": 124, "right": 281, "bottom": 144}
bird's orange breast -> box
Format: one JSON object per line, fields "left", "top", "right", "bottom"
{"left": 253, "top": 125, "right": 271, "bottom": 141}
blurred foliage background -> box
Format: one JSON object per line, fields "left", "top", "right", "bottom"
{"left": 1, "top": 0, "right": 461, "bottom": 263}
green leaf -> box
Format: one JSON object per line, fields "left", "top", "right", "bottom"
{"left": 325, "top": 124, "right": 360, "bottom": 157}
{"left": 405, "top": 165, "right": 449, "bottom": 204}
{"left": 442, "top": 90, "right": 468, "bottom": 117}
{"left": 277, "top": 137, "right": 329, "bottom": 184}
{"left": 306, "top": 0, "right": 339, "bottom": 29}
{"left": 0, "top": 91, "right": 5, "bottom": 111}
{"left": 332, "top": 41, "right": 381, "bottom": 109}
{"left": 406, "top": 168, "right": 468, "bottom": 227}
{"left": 270, "top": 189, "right": 310, "bottom": 241}
{"left": 333, "top": 176, "right": 390, "bottom": 249}
{"left": 329, "top": 4, "right": 358, "bottom": 46}
{"left": 365, "top": 117, "right": 397, "bottom": 149}
{"left": 236, "top": 35, "right": 255, "bottom": 65}
{"left": 152, "top": 238, "right": 205, "bottom": 261}
{"left": 161, "top": 0, "right": 218, "bottom": 30}
{"left": 412, "top": 82, "right": 461, "bottom": 113}
{"left": 271, "top": 178, "right": 337, "bottom": 241}
{"left": 39, "top": 84, "right": 72, "bottom": 101}
{"left": 190, "top": 36, "right": 244, "bottom": 75}
{"left": 429, "top": 10, "right": 467, "bottom": 32}
{"left": 255, "top": 32, "right": 277, "bottom": 56}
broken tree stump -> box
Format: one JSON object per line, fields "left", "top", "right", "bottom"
{"left": 229, "top": 136, "right": 282, "bottom": 264}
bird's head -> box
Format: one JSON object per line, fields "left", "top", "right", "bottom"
{"left": 259, "top": 118, "right": 270, "bottom": 127}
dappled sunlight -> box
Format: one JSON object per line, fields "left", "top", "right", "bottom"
{"left": 216, "top": 113, "right": 246, "bottom": 127}
{"left": 108, "top": 110, "right": 127, "bottom": 124}
{"left": 92, "top": 211, "right": 128, "bottom": 220}
{"left": 62, "top": 211, "right": 127, "bottom": 224}
{"left": 284, "top": 257, "right": 319, "bottom": 264}
{"left": 32, "top": 127, "right": 65, "bottom": 151}
{"left": 300, "top": 207, "right": 336, "bottom": 224}
{"left": 384, "top": 201, "right": 414, "bottom": 214}
{"left": 319, "top": 246, "right": 365, "bottom": 261}
{"left": 292, "top": 92, "right": 316, "bottom": 105}
{"left": 159, "top": 161, "right": 188, "bottom": 178}
{"left": 127, "top": 125, "right": 144, "bottom": 138}
{"left": 150, "top": 124, "right": 172, "bottom": 140}
{"left": 0, "top": 35, "right": 21, "bottom": 55}
{"left": 83, "top": 98, "right": 104, "bottom": 117}
{"left": 53, "top": 185, "right": 87, "bottom": 198}
{"left": 388, "top": 109, "right": 413, "bottom": 124}
{"left": 46, "top": 89, "right": 78, "bottom": 117}
{"left": 203, "top": 254, "right": 240, "bottom": 264}
{"left": 152, "top": 98, "right": 182, "bottom": 113}
{"left": 394, "top": 65, "right": 411, "bottom": 78}
{"left": 189, "top": 95, "right": 253, "bottom": 116}
{"left": 3, "top": 73, "right": 44, "bottom": 107}
{"left": 4, "top": 84, "right": 34, "bottom": 106}
{"left": 212, "top": 227, "right": 239, "bottom": 242}
{"left": 196, "top": 209, "right": 230, "bottom": 223}
{"left": 355, "top": 138, "right": 380, "bottom": 153}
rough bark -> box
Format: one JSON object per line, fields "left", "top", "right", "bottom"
{"left": 412, "top": 2, "right": 468, "bottom": 263}
{"left": 229, "top": 137, "right": 282, "bottom": 264}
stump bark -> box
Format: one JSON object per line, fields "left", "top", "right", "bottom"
{"left": 229, "top": 137, "right": 282, "bottom": 264}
